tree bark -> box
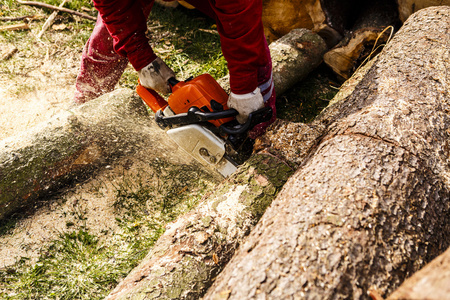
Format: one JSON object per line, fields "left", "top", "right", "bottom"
{"left": 218, "top": 28, "right": 327, "bottom": 96}
{"left": 204, "top": 6, "right": 450, "bottom": 299}
{"left": 397, "top": 0, "right": 450, "bottom": 22}
{"left": 386, "top": 246, "right": 450, "bottom": 300}
{"left": 0, "top": 89, "right": 204, "bottom": 220}
{"left": 104, "top": 153, "right": 295, "bottom": 300}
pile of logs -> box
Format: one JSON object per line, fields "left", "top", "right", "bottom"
{"left": 262, "top": 0, "right": 450, "bottom": 80}
{"left": 2, "top": 3, "right": 450, "bottom": 300}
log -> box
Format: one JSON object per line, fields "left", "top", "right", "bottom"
{"left": 262, "top": 0, "right": 327, "bottom": 43}
{"left": 323, "top": 0, "right": 399, "bottom": 80}
{"left": 0, "top": 89, "right": 205, "bottom": 220}
{"left": 270, "top": 28, "right": 327, "bottom": 96}
{"left": 218, "top": 28, "right": 328, "bottom": 96}
{"left": 387, "top": 246, "right": 450, "bottom": 300}
{"left": 397, "top": 0, "right": 450, "bottom": 22}
{"left": 105, "top": 153, "right": 295, "bottom": 300}
{"left": 204, "top": 6, "right": 450, "bottom": 299}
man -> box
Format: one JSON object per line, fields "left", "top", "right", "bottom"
{"left": 74, "top": 0, "right": 276, "bottom": 138}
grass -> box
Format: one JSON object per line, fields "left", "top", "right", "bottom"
{"left": 0, "top": 160, "right": 211, "bottom": 300}
{"left": 0, "top": 1, "right": 339, "bottom": 299}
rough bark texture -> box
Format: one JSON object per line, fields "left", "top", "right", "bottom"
{"left": 105, "top": 153, "right": 295, "bottom": 300}
{"left": 204, "top": 6, "right": 450, "bottom": 299}
{"left": 270, "top": 28, "right": 327, "bottom": 96}
{"left": 218, "top": 28, "right": 327, "bottom": 96}
{"left": 397, "top": 0, "right": 450, "bottom": 22}
{"left": 387, "top": 246, "right": 450, "bottom": 300}
{"left": 0, "top": 89, "right": 202, "bottom": 220}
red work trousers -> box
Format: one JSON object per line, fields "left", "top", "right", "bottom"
{"left": 74, "top": 0, "right": 274, "bottom": 106}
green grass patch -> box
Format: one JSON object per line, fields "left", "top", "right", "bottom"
{"left": 0, "top": 160, "right": 212, "bottom": 300}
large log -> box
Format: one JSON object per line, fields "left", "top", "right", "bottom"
{"left": 0, "top": 89, "right": 204, "bottom": 220}
{"left": 204, "top": 6, "right": 450, "bottom": 299}
{"left": 387, "top": 246, "right": 450, "bottom": 300}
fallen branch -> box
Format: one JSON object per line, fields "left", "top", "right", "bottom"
{"left": 1, "top": 47, "right": 18, "bottom": 61}
{"left": 16, "top": 0, "right": 97, "bottom": 21}
{"left": 37, "top": 0, "right": 67, "bottom": 39}
{"left": 0, "top": 15, "right": 43, "bottom": 21}
{"left": 0, "top": 23, "right": 30, "bottom": 31}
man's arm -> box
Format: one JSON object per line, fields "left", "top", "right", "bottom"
{"left": 92, "top": 0, "right": 156, "bottom": 70}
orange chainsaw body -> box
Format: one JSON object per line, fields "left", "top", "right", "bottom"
{"left": 136, "top": 74, "right": 233, "bottom": 127}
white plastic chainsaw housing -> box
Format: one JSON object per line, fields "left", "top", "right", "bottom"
{"left": 166, "top": 125, "right": 237, "bottom": 177}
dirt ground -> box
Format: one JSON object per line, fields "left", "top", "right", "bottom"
{"left": 0, "top": 19, "right": 144, "bottom": 268}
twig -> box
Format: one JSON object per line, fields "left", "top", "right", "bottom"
{"left": 0, "top": 15, "right": 43, "bottom": 21}
{"left": 198, "top": 28, "right": 219, "bottom": 35}
{"left": 0, "top": 23, "right": 30, "bottom": 31}
{"left": 16, "top": 0, "right": 97, "bottom": 21}
{"left": 37, "top": 0, "right": 67, "bottom": 39}
{"left": 1, "top": 47, "right": 18, "bottom": 61}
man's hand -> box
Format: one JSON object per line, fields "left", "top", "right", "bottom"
{"left": 138, "top": 57, "right": 175, "bottom": 94}
{"left": 227, "top": 88, "right": 264, "bottom": 124}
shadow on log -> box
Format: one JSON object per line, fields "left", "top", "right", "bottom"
{"left": 204, "top": 6, "right": 450, "bottom": 299}
{"left": 387, "top": 246, "right": 450, "bottom": 299}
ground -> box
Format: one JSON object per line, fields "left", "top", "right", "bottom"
{"left": 0, "top": 1, "right": 338, "bottom": 298}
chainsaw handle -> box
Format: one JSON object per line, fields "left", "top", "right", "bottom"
{"left": 155, "top": 106, "right": 239, "bottom": 128}
{"left": 136, "top": 84, "right": 168, "bottom": 113}
{"left": 219, "top": 106, "right": 273, "bottom": 135}
{"left": 167, "top": 77, "right": 179, "bottom": 91}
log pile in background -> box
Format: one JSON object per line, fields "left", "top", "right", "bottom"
{"left": 203, "top": 6, "right": 450, "bottom": 299}
{"left": 263, "top": 0, "right": 450, "bottom": 81}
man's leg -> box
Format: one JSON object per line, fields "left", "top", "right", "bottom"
{"left": 74, "top": 1, "right": 154, "bottom": 104}
{"left": 250, "top": 37, "right": 276, "bottom": 139}
{"left": 74, "top": 16, "right": 129, "bottom": 104}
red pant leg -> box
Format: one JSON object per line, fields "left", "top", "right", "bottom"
{"left": 74, "top": 16, "right": 129, "bottom": 103}
{"left": 184, "top": 0, "right": 276, "bottom": 138}
{"left": 74, "top": 1, "right": 154, "bottom": 103}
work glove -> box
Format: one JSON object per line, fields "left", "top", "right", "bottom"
{"left": 138, "top": 57, "right": 175, "bottom": 94}
{"left": 227, "top": 88, "right": 265, "bottom": 124}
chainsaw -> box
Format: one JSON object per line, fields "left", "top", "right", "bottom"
{"left": 136, "top": 74, "right": 272, "bottom": 177}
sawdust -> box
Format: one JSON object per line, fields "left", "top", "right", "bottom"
{"left": 0, "top": 155, "right": 158, "bottom": 268}
{"left": 0, "top": 25, "right": 137, "bottom": 267}
{"left": 0, "top": 40, "right": 79, "bottom": 140}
